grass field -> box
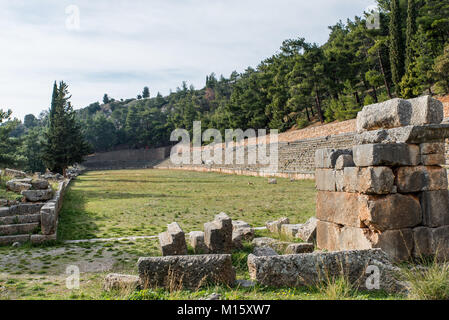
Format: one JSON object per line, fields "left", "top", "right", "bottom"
{"left": 57, "top": 169, "right": 317, "bottom": 240}
{"left": 2, "top": 169, "right": 446, "bottom": 300}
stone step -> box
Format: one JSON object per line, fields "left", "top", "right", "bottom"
{"left": 0, "top": 222, "right": 39, "bottom": 236}
{"left": 0, "top": 204, "right": 44, "bottom": 217}
{"left": 0, "top": 214, "right": 40, "bottom": 225}
{"left": 0, "top": 234, "right": 30, "bottom": 245}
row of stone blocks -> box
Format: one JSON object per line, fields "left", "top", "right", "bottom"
{"left": 158, "top": 212, "right": 255, "bottom": 256}
{"left": 315, "top": 96, "right": 449, "bottom": 262}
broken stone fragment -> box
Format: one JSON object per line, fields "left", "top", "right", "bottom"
{"left": 284, "top": 243, "right": 314, "bottom": 254}
{"left": 189, "top": 231, "right": 209, "bottom": 254}
{"left": 335, "top": 154, "right": 355, "bottom": 170}
{"left": 315, "top": 148, "right": 352, "bottom": 169}
{"left": 204, "top": 212, "right": 233, "bottom": 254}
{"left": 21, "top": 188, "right": 53, "bottom": 202}
{"left": 104, "top": 273, "right": 141, "bottom": 291}
{"left": 295, "top": 217, "right": 317, "bottom": 243}
{"left": 158, "top": 222, "right": 188, "bottom": 256}
{"left": 266, "top": 217, "right": 289, "bottom": 234}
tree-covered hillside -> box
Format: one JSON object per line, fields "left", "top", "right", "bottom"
{"left": 1, "top": 0, "right": 448, "bottom": 171}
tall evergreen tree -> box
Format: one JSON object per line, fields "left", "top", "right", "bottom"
{"left": 41, "top": 81, "right": 90, "bottom": 175}
{"left": 405, "top": 0, "right": 417, "bottom": 69}
{"left": 142, "top": 86, "right": 150, "bottom": 99}
{"left": 389, "top": 0, "right": 405, "bottom": 93}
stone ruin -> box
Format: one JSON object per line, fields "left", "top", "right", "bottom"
{"left": 315, "top": 96, "right": 449, "bottom": 262}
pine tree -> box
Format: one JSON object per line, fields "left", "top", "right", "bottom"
{"left": 142, "top": 86, "right": 150, "bottom": 99}
{"left": 41, "top": 81, "right": 91, "bottom": 175}
{"left": 103, "top": 94, "right": 110, "bottom": 104}
{"left": 389, "top": 0, "right": 405, "bottom": 94}
{"left": 405, "top": 0, "right": 417, "bottom": 69}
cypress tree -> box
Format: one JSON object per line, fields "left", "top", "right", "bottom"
{"left": 389, "top": 0, "right": 405, "bottom": 94}
{"left": 42, "top": 81, "right": 90, "bottom": 175}
{"left": 405, "top": 0, "right": 417, "bottom": 69}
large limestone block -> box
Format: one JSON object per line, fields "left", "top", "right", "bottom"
{"left": 295, "top": 217, "right": 317, "bottom": 243}
{"left": 247, "top": 249, "right": 405, "bottom": 293}
{"left": 266, "top": 217, "right": 289, "bottom": 234}
{"left": 158, "top": 222, "right": 188, "bottom": 256}
{"left": 315, "top": 169, "right": 336, "bottom": 191}
{"left": 343, "top": 166, "right": 395, "bottom": 194}
{"left": 395, "top": 166, "right": 448, "bottom": 193}
{"left": 419, "top": 190, "right": 449, "bottom": 227}
{"left": 356, "top": 96, "right": 443, "bottom": 132}
{"left": 316, "top": 191, "right": 364, "bottom": 228}
{"left": 21, "top": 189, "right": 53, "bottom": 202}
{"left": 189, "top": 231, "right": 209, "bottom": 254}
{"left": 204, "top": 212, "right": 233, "bottom": 254}
{"left": 421, "top": 153, "right": 445, "bottom": 166}
{"left": 251, "top": 237, "right": 291, "bottom": 252}
{"left": 6, "top": 180, "right": 32, "bottom": 193}
{"left": 353, "top": 143, "right": 419, "bottom": 167}
{"left": 31, "top": 179, "right": 49, "bottom": 190}
{"left": 356, "top": 98, "right": 412, "bottom": 132}
{"left": 355, "top": 124, "right": 449, "bottom": 145}
{"left": 359, "top": 193, "right": 422, "bottom": 232}
{"left": 280, "top": 224, "right": 301, "bottom": 238}
{"left": 104, "top": 274, "right": 141, "bottom": 291}
{"left": 413, "top": 226, "right": 449, "bottom": 260}
{"left": 420, "top": 142, "right": 445, "bottom": 155}
{"left": 284, "top": 243, "right": 314, "bottom": 254}
{"left": 232, "top": 227, "right": 255, "bottom": 249}
{"left": 5, "top": 168, "right": 27, "bottom": 178}
{"left": 315, "top": 148, "right": 352, "bottom": 169}
{"left": 40, "top": 202, "right": 57, "bottom": 235}
{"left": 408, "top": 95, "right": 444, "bottom": 126}
{"left": 317, "top": 220, "right": 414, "bottom": 262}
{"left": 137, "top": 254, "right": 236, "bottom": 290}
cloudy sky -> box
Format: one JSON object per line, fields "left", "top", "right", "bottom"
{"left": 0, "top": 0, "right": 376, "bottom": 120}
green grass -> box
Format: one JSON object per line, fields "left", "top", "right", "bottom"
{"left": 0, "top": 175, "right": 22, "bottom": 201}
{"left": 57, "top": 169, "right": 316, "bottom": 240}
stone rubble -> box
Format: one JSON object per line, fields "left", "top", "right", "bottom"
{"left": 158, "top": 222, "right": 188, "bottom": 256}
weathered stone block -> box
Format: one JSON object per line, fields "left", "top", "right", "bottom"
{"left": 316, "top": 191, "right": 363, "bottom": 227}
{"left": 295, "top": 217, "right": 317, "bottom": 243}
{"left": 6, "top": 180, "right": 32, "bottom": 193}
{"left": 353, "top": 143, "right": 419, "bottom": 167}
{"left": 5, "top": 168, "right": 27, "bottom": 178}
{"left": 137, "top": 254, "right": 236, "bottom": 290}
{"left": 189, "top": 231, "right": 209, "bottom": 254}
{"left": 266, "top": 217, "right": 289, "bottom": 234}
{"left": 408, "top": 95, "right": 444, "bottom": 126}
{"left": 232, "top": 220, "right": 250, "bottom": 231}
{"left": 359, "top": 193, "right": 422, "bottom": 232}
{"left": 419, "top": 190, "right": 449, "bottom": 227}
{"left": 285, "top": 243, "right": 314, "bottom": 254}
{"left": 21, "top": 189, "right": 53, "bottom": 202}
{"left": 247, "top": 249, "right": 404, "bottom": 293}
{"left": 317, "top": 220, "right": 414, "bottom": 262}
{"left": 420, "top": 153, "right": 445, "bottom": 166}
{"left": 335, "top": 154, "right": 355, "bottom": 170}
{"left": 335, "top": 170, "right": 344, "bottom": 192}
{"left": 356, "top": 96, "right": 443, "bottom": 132}
{"left": 232, "top": 227, "right": 255, "bottom": 249}
{"left": 420, "top": 142, "right": 445, "bottom": 155}
{"left": 413, "top": 226, "right": 449, "bottom": 260}
{"left": 158, "top": 222, "right": 188, "bottom": 256}
{"left": 253, "top": 246, "right": 278, "bottom": 256}
{"left": 395, "top": 166, "right": 448, "bottom": 192}
{"left": 356, "top": 98, "right": 412, "bottom": 132}
{"left": 315, "top": 169, "right": 336, "bottom": 191}
{"left": 204, "top": 212, "right": 233, "bottom": 254}
{"left": 104, "top": 273, "right": 141, "bottom": 291}
{"left": 251, "top": 237, "right": 291, "bottom": 252}
{"left": 280, "top": 224, "right": 301, "bottom": 238}
{"left": 355, "top": 124, "right": 449, "bottom": 144}
{"left": 343, "top": 166, "right": 395, "bottom": 194}
{"left": 315, "top": 148, "right": 352, "bottom": 169}
{"left": 31, "top": 179, "right": 49, "bottom": 190}
{"left": 30, "top": 234, "right": 57, "bottom": 244}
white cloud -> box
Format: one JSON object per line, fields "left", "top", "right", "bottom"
{"left": 0, "top": 0, "right": 376, "bottom": 120}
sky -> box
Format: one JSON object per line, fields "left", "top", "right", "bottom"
{"left": 0, "top": 0, "right": 377, "bottom": 121}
